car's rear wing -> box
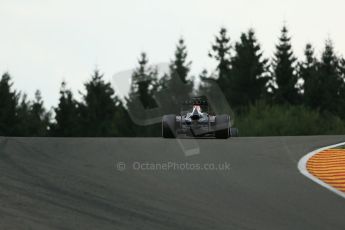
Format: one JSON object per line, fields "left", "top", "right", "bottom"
{"left": 182, "top": 96, "right": 208, "bottom": 106}
{"left": 181, "top": 96, "right": 210, "bottom": 115}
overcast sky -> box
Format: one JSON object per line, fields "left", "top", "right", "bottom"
{"left": 1, "top": 0, "right": 345, "bottom": 107}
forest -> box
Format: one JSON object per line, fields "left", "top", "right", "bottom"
{"left": 1, "top": 26, "right": 345, "bottom": 137}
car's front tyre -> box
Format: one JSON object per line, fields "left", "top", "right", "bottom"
{"left": 215, "top": 114, "right": 230, "bottom": 139}
{"left": 230, "top": 127, "right": 239, "bottom": 137}
{"left": 162, "top": 114, "right": 176, "bottom": 138}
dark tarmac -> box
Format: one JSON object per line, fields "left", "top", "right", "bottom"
{"left": 0, "top": 136, "right": 344, "bottom": 230}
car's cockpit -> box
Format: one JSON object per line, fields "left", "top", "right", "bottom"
{"left": 184, "top": 105, "right": 208, "bottom": 123}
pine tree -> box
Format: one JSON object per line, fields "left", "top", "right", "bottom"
{"left": 229, "top": 29, "right": 269, "bottom": 108}
{"left": 0, "top": 73, "right": 19, "bottom": 136}
{"left": 29, "top": 90, "right": 50, "bottom": 136}
{"left": 162, "top": 38, "right": 193, "bottom": 112}
{"left": 126, "top": 53, "right": 160, "bottom": 136}
{"left": 339, "top": 58, "right": 345, "bottom": 118}
{"left": 112, "top": 99, "right": 135, "bottom": 137}
{"left": 209, "top": 28, "right": 232, "bottom": 99}
{"left": 16, "top": 94, "right": 32, "bottom": 136}
{"left": 170, "top": 38, "right": 192, "bottom": 85}
{"left": 317, "top": 40, "right": 343, "bottom": 114}
{"left": 300, "top": 43, "right": 320, "bottom": 109}
{"left": 128, "top": 53, "right": 158, "bottom": 109}
{"left": 50, "top": 81, "right": 80, "bottom": 137}
{"left": 198, "top": 69, "right": 215, "bottom": 96}
{"left": 198, "top": 69, "right": 234, "bottom": 116}
{"left": 198, "top": 69, "right": 218, "bottom": 107}
{"left": 272, "top": 26, "right": 299, "bottom": 104}
{"left": 79, "top": 69, "right": 119, "bottom": 137}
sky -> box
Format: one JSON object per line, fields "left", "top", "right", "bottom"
{"left": 1, "top": 0, "right": 345, "bottom": 107}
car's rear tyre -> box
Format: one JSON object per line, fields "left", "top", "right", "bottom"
{"left": 230, "top": 127, "right": 239, "bottom": 137}
{"left": 215, "top": 114, "right": 230, "bottom": 139}
{"left": 162, "top": 114, "right": 176, "bottom": 138}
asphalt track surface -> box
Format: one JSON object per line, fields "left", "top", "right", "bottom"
{"left": 0, "top": 136, "right": 345, "bottom": 230}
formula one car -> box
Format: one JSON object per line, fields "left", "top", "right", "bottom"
{"left": 162, "top": 96, "right": 238, "bottom": 138}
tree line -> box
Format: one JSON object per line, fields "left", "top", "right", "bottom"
{"left": 1, "top": 25, "right": 345, "bottom": 137}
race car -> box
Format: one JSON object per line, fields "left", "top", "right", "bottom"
{"left": 162, "top": 96, "right": 238, "bottom": 138}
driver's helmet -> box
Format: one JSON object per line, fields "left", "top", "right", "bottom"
{"left": 190, "top": 105, "right": 203, "bottom": 120}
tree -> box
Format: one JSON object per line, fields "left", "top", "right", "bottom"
{"left": 128, "top": 53, "right": 158, "bottom": 109}
{"left": 16, "top": 94, "right": 32, "bottom": 136}
{"left": 197, "top": 69, "right": 234, "bottom": 117}
{"left": 339, "top": 58, "right": 345, "bottom": 119}
{"left": 112, "top": 99, "right": 135, "bottom": 137}
{"left": 127, "top": 53, "right": 160, "bottom": 136}
{"left": 170, "top": 38, "right": 192, "bottom": 85}
{"left": 198, "top": 69, "right": 219, "bottom": 108}
{"left": 316, "top": 40, "right": 343, "bottom": 115}
{"left": 300, "top": 43, "right": 320, "bottom": 109}
{"left": 0, "top": 73, "right": 19, "bottom": 136}
{"left": 79, "top": 69, "right": 120, "bottom": 137}
{"left": 28, "top": 90, "right": 50, "bottom": 136}
{"left": 198, "top": 69, "right": 216, "bottom": 97}
{"left": 162, "top": 38, "right": 194, "bottom": 112}
{"left": 229, "top": 29, "right": 269, "bottom": 108}
{"left": 50, "top": 82, "right": 80, "bottom": 137}
{"left": 209, "top": 28, "right": 232, "bottom": 100}
{"left": 272, "top": 26, "right": 299, "bottom": 104}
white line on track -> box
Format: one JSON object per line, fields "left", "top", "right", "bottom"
{"left": 297, "top": 142, "right": 345, "bottom": 199}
